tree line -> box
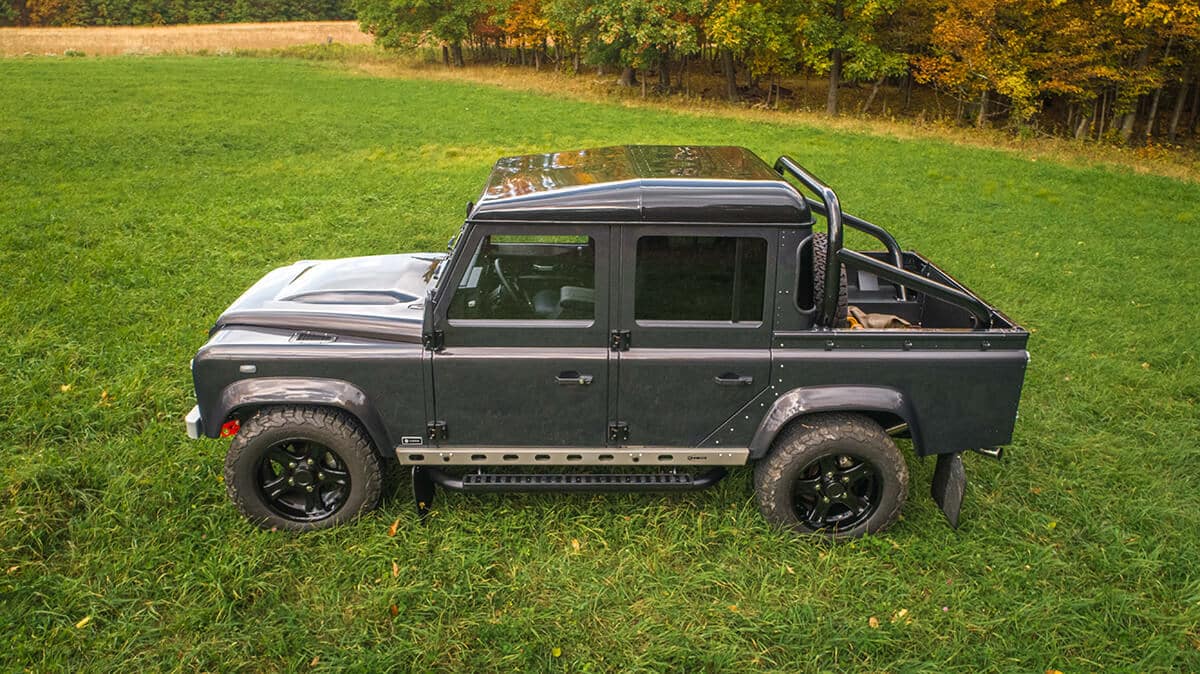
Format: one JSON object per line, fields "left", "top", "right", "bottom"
{"left": 353, "top": 0, "right": 1200, "bottom": 145}
{"left": 2, "top": 0, "right": 352, "bottom": 27}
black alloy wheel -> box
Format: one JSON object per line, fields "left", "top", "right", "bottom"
{"left": 754, "top": 412, "right": 908, "bottom": 540}
{"left": 256, "top": 439, "right": 352, "bottom": 522}
{"left": 791, "top": 453, "right": 882, "bottom": 530}
{"left": 225, "top": 406, "right": 383, "bottom": 532}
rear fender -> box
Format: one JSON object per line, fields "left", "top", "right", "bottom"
{"left": 748, "top": 385, "right": 920, "bottom": 459}
{"left": 209, "top": 377, "right": 390, "bottom": 454}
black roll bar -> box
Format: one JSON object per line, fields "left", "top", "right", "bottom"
{"left": 773, "top": 156, "right": 844, "bottom": 328}
{"left": 774, "top": 155, "right": 992, "bottom": 330}
{"left": 837, "top": 250, "right": 993, "bottom": 328}
{"left": 801, "top": 196, "right": 907, "bottom": 301}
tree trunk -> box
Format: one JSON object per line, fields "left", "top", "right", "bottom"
{"left": 1144, "top": 85, "right": 1164, "bottom": 141}
{"left": 721, "top": 48, "right": 738, "bottom": 102}
{"left": 1190, "top": 78, "right": 1200, "bottom": 135}
{"left": 975, "top": 89, "right": 989, "bottom": 127}
{"left": 1074, "top": 101, "right": 1092, "bottom": 140}
{"left": 573, "top": 49, "right": 580, "bottom": 75}
{"left": 1143, "top": 38, "right": 1172, "bottom": 142}
{"left": 442, "top": 45, "right": 449, "bottom": 66}
{"left": 860, "top": 76, "right": 884, "bottom": 114}
{"left": 451, "top": 42, "right": 464, "bottom": 67}
{"left": 826, "top": 47, "right": 842, "bottom": 115}
{"left": 1113, "top": 98, "right": 1132, "bottom": 140}
{"left": 1168, "top": 71, "right": 1190, "bottom": 142}
{"left": 658, "top": 50, "right": 670, "bottom": 90}
{"left": 618, "top": 66, "right": 636, "bottom": 87}
{"left": 1119, "top": 46, "right": 1151, "bottom": 143}
{"left": 534, "top": 45, "right": 541, "bottom": 70}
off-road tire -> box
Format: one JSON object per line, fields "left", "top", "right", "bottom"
{"left": 812, "top": 232, "right": 849, "bottom": 327}
{"left": 754, "top": 413, "right": 908, "bottom": 540}
{"left": 224, "top": 406, "right": 383, "bottom": 531}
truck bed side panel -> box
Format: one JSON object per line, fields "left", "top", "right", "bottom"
{"left": 720, "top": 344, "right": 1027, "bottom": 456}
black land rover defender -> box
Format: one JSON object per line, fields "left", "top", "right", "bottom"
{"left": 186, "top": 146, "right": 1028, "bottom": 540}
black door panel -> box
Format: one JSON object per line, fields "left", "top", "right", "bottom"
{"left": 433, "top": 347, "right": 609, "bottom": 446}
{"left": 618, "top": 348, "right": 769, "bottom": 446}
{"left": 615, "top": 226, "right": 777, "bottom": 447}
{"left": 432, "top": 225, "right": 611, "bottom": 447}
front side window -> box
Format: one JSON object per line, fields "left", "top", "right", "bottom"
{"left": 635, "top": 235, "right": 767, "bottom": 322}
{"left": 448, "top": 233, "right": 595, "bottom": 321}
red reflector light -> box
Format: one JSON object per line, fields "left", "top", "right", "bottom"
{"left": 220, "top": 420, "right": 241, "bottom": 438}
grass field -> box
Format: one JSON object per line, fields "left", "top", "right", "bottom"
{"left": 1, "top": 56, "right": 1199, "bottom": 671}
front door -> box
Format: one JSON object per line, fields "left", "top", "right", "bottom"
{"left": 432, "top": 224, "right": 611, "bottom": 447}
{"left": 615, "top": 227, "right": 775, "bottom": 447}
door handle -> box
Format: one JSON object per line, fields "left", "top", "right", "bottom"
{"left": 714, "top": 373, "right": 754, "bottom": 386}
{"left": 556, "top": 371, "right": 594, "bottom": 386}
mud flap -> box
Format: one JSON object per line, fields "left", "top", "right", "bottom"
{"left": 412, "top": 466, "right": 435, "bottom": 521}
{"left": 931, "top": 453, "right": 966, "bottom": 528}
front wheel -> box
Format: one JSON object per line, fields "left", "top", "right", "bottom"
{"left": 224, "top": 406, "right": 383, "bottom": 531}
{"left": 754, "top": 413, "right": 908, "bottom": 540}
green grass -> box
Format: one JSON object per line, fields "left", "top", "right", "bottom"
{"left": 1, "top": 56, "right": 1198, "bottom": 671}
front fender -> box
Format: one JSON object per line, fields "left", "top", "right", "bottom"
{"left": 208, "top": 377, "right": 391, "bottom": 454}
{"left": 748, "top": 385, "right": 920, "bottom": 458}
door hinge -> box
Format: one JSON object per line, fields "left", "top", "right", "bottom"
{"left": 426, "top": 420, "right": 447, "bottom": 442}
{"left": 610, "top": 329, "right": 631, "bottom": 352}
{"left": 608, "top": 421, "right": 629, "bottom": 443}
{"left": 422, "top": 330, "right": 444, "bottom": 351}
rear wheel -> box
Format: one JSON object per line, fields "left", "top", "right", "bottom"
{"left": 224, "top": 406, "right": 382, "bottom": 531}
{"left": 754, "top": 413, "right": 907, "bottom": 540}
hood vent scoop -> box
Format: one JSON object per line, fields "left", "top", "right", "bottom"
{"left": 290, "top": 331, "right": 337, "bottom": 343}
{"left": 282, "top": 290, "right": 418, "bottom": 305}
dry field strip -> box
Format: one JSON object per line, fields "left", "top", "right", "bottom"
{"left": 0, "top": 20, "right": 371, "bottom": 56}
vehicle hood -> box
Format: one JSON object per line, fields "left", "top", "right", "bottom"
{"left": 212, "top": 253, "right": 447, "bottom": 342}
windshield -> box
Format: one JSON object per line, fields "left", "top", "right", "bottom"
{"left": 431, "top": 221, "right": 470, "bottom": 292}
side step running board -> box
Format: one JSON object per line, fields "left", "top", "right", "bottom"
{"left": 411, "top": 467, "right": 727, "bottom": 519}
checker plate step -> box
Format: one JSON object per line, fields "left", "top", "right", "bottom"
{"left": 429, "top": 468, "right": 728, "bottom": 492}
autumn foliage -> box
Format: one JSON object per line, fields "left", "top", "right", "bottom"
{"left": 350, "top": 0, "right": 1200, "bottom": 144}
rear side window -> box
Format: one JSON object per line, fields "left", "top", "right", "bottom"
{"left": 635, "top": 235, "right": 767, "bottom": 322}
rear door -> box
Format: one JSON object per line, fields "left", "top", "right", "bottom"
{"left": 431, "top": 224, "right": 611, "bottom": 447}
{"left": 614, "top": 227, "right": 775, "bottom": 447}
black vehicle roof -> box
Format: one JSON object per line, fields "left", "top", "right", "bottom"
{"left": 470, "top": 145, "right": 813, "bottom": 225}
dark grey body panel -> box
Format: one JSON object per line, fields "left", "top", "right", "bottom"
{"left": 739, "top": 346, "right": 1028, "bottom": 458}
{"left": 191, "top": 328, "right": 427, "bottom": 454}
{"left": 434, "top": 346, "right": 611, "bottom": 446}
{"left": 209, "top": 253, "right": 441, "bottom": 342}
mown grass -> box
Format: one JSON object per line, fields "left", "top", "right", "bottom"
{"left": 1, "top": 56, "right": 1198, "bottom": 671}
